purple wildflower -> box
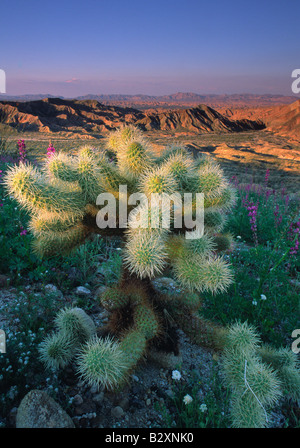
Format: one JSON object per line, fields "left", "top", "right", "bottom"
{"left": 290, "top": 239, "right": 299, "bottom": 256}
{"left": 20, "top": 226, "right": 27, "bottom": 236}
{"left": 230, "top": 175, "right": 239, "bottom": 188}
{"left": 47, "top": 142, "right": 56, "bottom": 158}
{"left": 17, "top": 140, "right": 26, "bottom": 164}
{"left": 243, "top": 199, "right": 259, "bottom": 246}
{"left": 264, "top": 169, "right": 270, "bottom": 186}
{"left": 265, "top": 189, "right": 272, "bottom": 202}
{"left": 284, "top": 195, "right": 290, "bottom": 209}
{"left": 280, "top": 187, "right": 287, "bottom": 199}
{"left": 287, "top": 219, "right": 300, "bottom": 258}
{"left": 274, "top": 204, "right": 283, "bottom": 229}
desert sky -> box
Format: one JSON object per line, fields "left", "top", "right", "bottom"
{"left": 0, "top": 0, "right": 300, "bottom": 96}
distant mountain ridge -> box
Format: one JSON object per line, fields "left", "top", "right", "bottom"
{"left": 0, "top": 92, "right": 297, "bottom": 109}
{"left": 0, "top": 97, "right": 265, "bottom": 137}
{"left": 0, "top": 94, "right": 64, "bottom": 102}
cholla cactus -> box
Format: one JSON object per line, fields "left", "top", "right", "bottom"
{"left": 77, "top": 336, "right": 129, "bottom": 390}
{"left": 39, "top": 331, "right": 77, "bottom": 370}
{"left": 55, "top": 307, "right": 97, "bottom": 343}
{"left": 257, "top": 344, "right": 300, "bottom": 401}
{"left": 222, "top": 322, "right": 300, "bottom": 428}
{"left": 39, "top": 307, "right": 96, "bottom": 369}
{"left": 5, "top": 125, "right": 236, "bottom": 390}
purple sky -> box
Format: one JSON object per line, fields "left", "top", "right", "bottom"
{"left": 1, "top": 0, "right": 299, "bottom": 97}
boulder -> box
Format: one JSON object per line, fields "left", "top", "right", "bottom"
{"left": 75, "top": 286, "right": 91, "bottom": 296}
{"left": 16, "top": 390, "right": 75, "bottom": 428}
{"left": 44, "top": 284, "right": 63, "bottom": 299}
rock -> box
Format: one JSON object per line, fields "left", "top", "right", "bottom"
{"left": 92, "top": 393, "right": 104, "bottom": 405}
{"left": 75, "top": 286, "right": 91, "bottom": 296}
{"left": 165, "top": 389, "right": 175, "bottom": 399}
{"left": 96, "top": 265, "right": 111, "bottom": 276}
{"left": 89, "top": 384, "right": 99, "bottom": 394}
{"left": 111, "top": 406, "right": 124, "bottom": 419}
{"left": 152, "top": 277, "right": 177, "bottom": 290}
{"left": 74, "top": 398, "right": 96, "bottom": 415}
{"left": 73, "top": 394, "right": 83, "bottom": 406}
{"left": 118, "top": 396, "right": 129, "bottom": 411}
{"left": 131, "top": 383, "right": 143, "bottom": 395}
{"left": 90, "top": 415, "right": 103, "bottom": 428}
{"left": 44, "top": 284, "right": 57, "bottom": 293}
{"left": 9, "top": 407, "right": 18, "bottom": 426}
{"left": 94, "top": 285, "right": 108, "bottom": 300}
{"left": 0, "top": 275, "right": 9, "bottom": 287}
{"left": 44, "top": 284, "right": 63, "bottom": 298}
{"left": 129, "top": 396, "right": 143, "bottom": 409}
{"left": 16, "top": 390, "right": 75, "bottom": 428}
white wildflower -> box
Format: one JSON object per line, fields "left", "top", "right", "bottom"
{"left": 172, "top": 370, "right": 181, "bottom": 381}
{"left": 183, "top": 394, "right": 193, "bottom": 405}
{"left": 260, "top": 294, "right": 267, "bottom": 301}
{"left": 199, "top": 403, "right": 208, "bottom": 412}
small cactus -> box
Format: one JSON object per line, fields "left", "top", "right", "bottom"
{"left": 38, "top": 308, "right": 96, "bottom": 370}
{"left": 257, "top": 345, "right": 300, "bottom": 401}
{"left": 39, "top": 332, "right": 77, "bottom": 370}
{"left": 77, "top": 336, "right": 129, "bottom": 390}
{"left": 222, "top": 322, "right": 300, "bottom": 428}
{"left": 55, "top": 307, "right": 97, "bottom": 343}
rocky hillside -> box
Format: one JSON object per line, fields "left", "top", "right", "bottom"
{"left": 0, "top": 98, "right": 143, "bottom": 135}
{"left": 139, "top": 104, "right": 264, "bottom": 132}
{"left": 264, "top": 99, "right": 300, "bottom": 142}
{"left": 0, "top": 97, "right": 264, "bottom": 137}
